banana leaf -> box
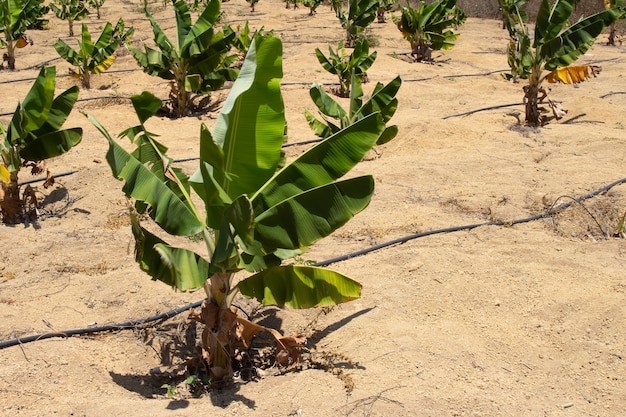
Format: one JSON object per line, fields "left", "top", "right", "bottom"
{"left": 238, "top": 264, "right": 361, "bottom": 308}
{"left": 534, "top": 0, "right": 574, "bottom": 47}
{"left": 253, "top": 175, "right": 375, "bottom": 252}
{"left": 542, "top": 9, "right": 620, "bottom": 69}
{"left": 208, "top": 35, "right": 285, "bottom": 199}
{"left": 252, "top": 113, "right": 383, "bottom": 213}
{"left": 19, "top": 128, "right": 82, "bottom": 161}
{"left": 87, "top": 113, "right": 204, "bottom": 236}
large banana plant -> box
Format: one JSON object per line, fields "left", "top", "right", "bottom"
{"left": 392, "top": 0, "right": 466, "bottom": 62}
{"left": 49, "top": 0, "right": 89, "bottom": 37}
{"left": 88, "top": 35, "right": 387, "bottom": 383}
{"left": 336, "top": 0, "right": 379, "bottom": 47}
{"left": 315, "top": 38, "right": 376, "bottom": 97}
{"left": 306, "top": 72, "right": 401, "bottom": 145}
{"left": 129, "top": 0, "right": 238, "bottom": 118}
{"left": 505, "top": 0, "right": 620, "bottom": 126}
{"left": 54, "top": 19, "right": 133, "bottom": 89}
{"left": 0, "top": 66, "right": 82, "bottom": 224}
{"left": 0, "top": 0, "right": 47, "bottom": 69}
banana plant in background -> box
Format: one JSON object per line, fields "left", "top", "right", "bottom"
{"left": 604, "top": 0, "right": 625, "bottom": 45}
{"left": 302, "top": 0, "right": 323, "bottom": 15}
{"left": 393, "top": 0, "right": 466, "bottom": 62}
{"left": 504, "top": 0, "right": 619, "bottom": 126}
{"left": 306, "top": 72, "right": 401, "bottom": 145}
{"left": 336, "top": 0, "right": 378, "bottom": 47}
{"left": 87, "top": 0, "right": 104, "bottom": 19}
{"left": 0, "top": 66, "right": 82, "bottom": 224}
{"left": 0, "top": 0, "right": 47, "bottom": 69}
{"left": 50, "top": 0, "right": 89, "bottom": 37}
{"left": 498, "top": 0, "right": 527, "bottom": 32}
{"left": 88, "top": 35, "right": 387, "bottom": 384}
{"left": 315, "top": 38, "right": 376, "bottom": 97}
{"left": 54, "top": 19, "right": 133, "bottom": 88}
{"left": 377, "top": 0, "right": 395, "bottom": 23}
{"left": 129, "top": 0, "right": 238, "bottom": 118}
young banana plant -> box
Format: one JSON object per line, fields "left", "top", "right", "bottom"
{"left": 336, "top": 0, "right": 379, "bottom": 47}
{"left": 306, "top": 72, "right": 401, "bottom": 145}
{"left": 129, "top": 0, "right": 238, "bottom": 118}
{"left": 315, "top": 38, "right": 376, "bottom": 97}
{"left": 0, "top": 67, "right": 82, "bottom": 224}
{"left": 393, "top": 0, "right": 466, "bottom": 63}
{"left": 88, "top": 35, "right": 387, "bottom": 384}
{"left": 0, "top": 0, "right": 46, "bottom": 69}
{"left": 504, "top": 0, "right": 620, "bottom": 126}
{"left": 49, "top": 0, "right": 89, "bottom": 37}
{"left": 604, "top": 0, "right": 625, "bottom": 45}
{"left": 54, "top": 19, "right": 133, "bottom": 89}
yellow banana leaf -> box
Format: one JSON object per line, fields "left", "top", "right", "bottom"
{"left": 0, "top": 164, "right": 9, "bottom": 185}
{"left": 16, "top": 36, "right": 29, "bottom": 48}
{"left": 93, "top": 55, "right": 116, "bottom": 74}
{"left": 545, "top": 65, "right": 601, "bottom": 84}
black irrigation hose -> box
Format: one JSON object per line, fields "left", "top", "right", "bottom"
{"left": 0, "top": 301, "right": 205, "bottom": 350}
{"left": 17, "top": 170, "right": 79, "bottom": 187}
{"left": 1, "top": 176, "right": 624, "bottom": 350}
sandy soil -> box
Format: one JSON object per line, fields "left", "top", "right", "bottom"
{"left": 1, "top": 1, "right": 625, "bottom": 416}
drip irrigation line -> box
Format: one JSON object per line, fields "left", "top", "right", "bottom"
{"left": 17, "top": 170, "right": 79, "bottom": 187}
{"left": 600, "top": 91, "right": 626, "bottom": 99}
{"left": 442, "top": 102, "right": 523, "bottom": 119}
{"left": 0, "top": 300, "right": 205, "bottom": 350}
{"left": 316, "top": 176, "right": 626, "bottom": 266}
{"left": 0, "top": 176, "right": 624, "bottom": 350}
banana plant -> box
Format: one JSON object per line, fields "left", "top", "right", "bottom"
{"left": 377, "top": 0, "right": 395, "bottom": 23}
{"left": 49, "top": 0, "right": 89, "bottom": 37}
{"left": 392, "top": 0, "right": 466, "bottom": 62}
{"left": 54, "top": 19, "right": 133, "bottom": 89}
{"left": 302, "top": 0, "right": 323, "bottom": 15}
{"left": 0, "top": 0, "right": 47, "bottom": 69}
{"left": 87, "top": 0, "right": 104, "bottom": 19}
{"left": 604, "top": 0, "right": 625, "bottom": 45}
{"left": 336, "top": 0, "right": 378, "bottom": 47}
{"left": 498, "top": 0, "right": 527, "bottom": 32}
{"left": 129, "top": 0, "right": 238, "bottom": 118}
{"left": 315, "top": 38, "right": 376, "bottom": 97}
{"left": 505, "top": 0, "right": 620, "bottom": 126}
{"left": 306, "top": 72, "right": 401, "bottom": 145}
{"left": 0, "top": 66, "right": 82, "bottom": 224}
{"left": 88, "top": 35, "right": 386, "bottom": 383}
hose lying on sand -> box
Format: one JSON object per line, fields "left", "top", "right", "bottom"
{"left": 0, "top": 176, "right": 624, "bottom": 350}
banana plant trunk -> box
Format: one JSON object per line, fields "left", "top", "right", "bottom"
{"left": 0, "top": 173, "right": 20, "bottom": 222}
{"left": 174, "top": 62, "right": 190, "bottom": 118}
{"left": 524, "top": 66, "right": 542, "bottom": 127}
{"left": 411, "top": 39, "right": 431, "bottom": 62}
{"left": 5, "top": 40, "right": 16, "bottom": 69}
{"left": 197, "top": 272, "right": 237, "bottom": 381}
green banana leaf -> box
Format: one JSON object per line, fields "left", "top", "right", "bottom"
{"left": 238, "top": 264, "right": 361, "bottom": 308}
{"left": 542, "top": 9, "right": 620, "bottom": 69}
{"left": 534, "top": 0, "right": 573, "bottom": 47}
{"left": 309, "top": 83, "right": 347, "bottom": 119}
{"left": 206, "top": 35, "right": 285, "bottom": 199}
{"left": 20, "top": 66, "right": 56, "bottom": 132}
{"left": 87, "top": 113, "right": 204, "bottom": 236}
{"left": 254, "top": 175, "right": 375, "bottom": 252}
{"left": 252, "top": 113, "right": 383, "bottom": 213}
{"left": 131, "top": 212, "right": 209, "bottom": 290}
{"left": 19, "top": 128, "right": 82, "bottom": 161}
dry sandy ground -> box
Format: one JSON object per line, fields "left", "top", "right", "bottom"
{"left": 1, "top": 1, "right": 625, "bottom": 416}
